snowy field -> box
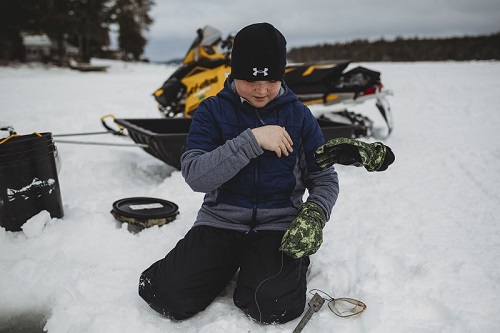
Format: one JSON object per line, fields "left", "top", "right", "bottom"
{"left": 1, "top": 59, "right": 500, "bottom": 333}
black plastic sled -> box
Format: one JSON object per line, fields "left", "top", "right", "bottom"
{"left": 114, "top": 117, "right": 365, "bottom": 170}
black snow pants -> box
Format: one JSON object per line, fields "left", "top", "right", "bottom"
{"left": 138, "top": 225, "right": 310, "bottom": 324}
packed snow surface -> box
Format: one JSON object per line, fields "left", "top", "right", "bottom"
{"left": 1, "top": 59, "right": 499, "bottom": 332}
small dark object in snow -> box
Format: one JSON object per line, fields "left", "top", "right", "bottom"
{"left": 111, "top": 197, "right": 178, "bottom": 229}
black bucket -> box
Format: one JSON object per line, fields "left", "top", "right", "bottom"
{"left": 0, "top": 133, "right": 64, "bottom": 231}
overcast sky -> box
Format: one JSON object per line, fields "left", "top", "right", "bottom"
{"left": 141, "top": 0, "right": 500, "bottom": 62}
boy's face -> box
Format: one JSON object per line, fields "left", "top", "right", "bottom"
{"left": 234, "top": 79, "right": 282, "bottom": 109}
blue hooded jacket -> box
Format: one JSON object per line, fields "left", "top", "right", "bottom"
{"left": 181, "top": 78, "right": 339, "bottom": 232}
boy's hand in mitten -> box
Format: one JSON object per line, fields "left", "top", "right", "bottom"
{"left": 315, "top": 138, "right": 395, "bottom": 172}
{"left": 280, "top": 201, "right": 327, "bottom": 259}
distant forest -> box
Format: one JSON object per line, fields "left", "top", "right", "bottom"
{"left": 287, "top": 32, "right": 500, "bottom": 62}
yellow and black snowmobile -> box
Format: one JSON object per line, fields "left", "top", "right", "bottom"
{"left": 153, "top": 26, "right": 394, "bottom": 139}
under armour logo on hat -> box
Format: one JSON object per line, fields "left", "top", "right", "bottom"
{"left": 231, "top": 23, "right": 287, "bottom": 81}
{"left": 253, "top": 67, "right": 269, "bottom": 77}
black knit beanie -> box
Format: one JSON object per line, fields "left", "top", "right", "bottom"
{"left": 231, "top": 23, "right": 287, "bottom": 81}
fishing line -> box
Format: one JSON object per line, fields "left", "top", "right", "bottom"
{"left": 254, "top": 249, "right": 284, "bottom": 323}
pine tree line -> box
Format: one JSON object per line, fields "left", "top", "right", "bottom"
{"left": 288, "top": 33, "right": 500, "bottom": 62}
{"left": 0, "top": 0, "right": 154, "bottom": 63}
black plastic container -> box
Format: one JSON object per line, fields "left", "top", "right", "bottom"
{"left": 115, "top": 117, "right": 363, "bottom": 170}
{"left": 0, "top": 133, "right": 64, "bottom": 231}
{"left": 111, "top": 197, "right": 179, "bottom": 229}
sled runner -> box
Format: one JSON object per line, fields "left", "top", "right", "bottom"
{"left": 152, "top": 25, "right": 394, "bottom": 139}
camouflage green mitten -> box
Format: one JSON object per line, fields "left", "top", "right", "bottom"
{"left": 280, "top": 201, "right": 327, "bottom": 259}
{"left": 315, "top": 137, "right": 395, "bottom": 172}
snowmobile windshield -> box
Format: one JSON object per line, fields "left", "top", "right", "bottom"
{"left": 199, "top": 25, "right": 222, "bottom": 47}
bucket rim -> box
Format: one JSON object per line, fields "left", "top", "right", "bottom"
{"left": 0, "top": 132, "right": 53, "bottom": 148}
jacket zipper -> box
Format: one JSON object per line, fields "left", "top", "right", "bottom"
{"left": 250, "top": 109, "right": 265, "bottom": 231}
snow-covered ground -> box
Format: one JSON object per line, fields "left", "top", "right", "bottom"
{"left": 1, "top": 59, "right": 499, "bottom": 333}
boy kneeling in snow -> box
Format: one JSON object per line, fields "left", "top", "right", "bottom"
{"left": 138, "top": 22, "right": 393, "bottom": 324}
